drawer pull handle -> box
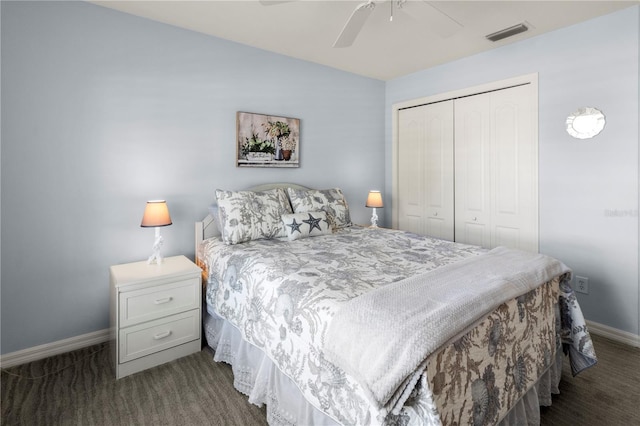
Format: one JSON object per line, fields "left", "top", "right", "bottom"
{"left": 153, "top": 330, "right": 172, "bottom": 340}
{"left": 154, "top": 297, "right": 173, "bottom": 305}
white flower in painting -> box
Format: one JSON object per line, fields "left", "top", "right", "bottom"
{"left": 281, "top": 136, "right": 296, "bottom": 151}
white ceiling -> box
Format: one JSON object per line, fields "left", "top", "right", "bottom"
{"left": 91, "top": 0, "right": 637, "bottom": 80}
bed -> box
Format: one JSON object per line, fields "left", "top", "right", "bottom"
{"left": 195, "top": 183, "right": 597, "bottom": 426}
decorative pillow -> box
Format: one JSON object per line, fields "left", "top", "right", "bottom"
{"left": 216, "top": 188, "right": 293, "bottom": 245}
{"left": 281, "top": 211, "right": 332, "bottom": 241}
{"left": 287, "top": 187, "right": 352, "bottom": 229}
{"left": 208, "top": 202, "right": 219, "bottom": 219}
{"left": 209, "top": 201, "right": 223, "bottom": 239}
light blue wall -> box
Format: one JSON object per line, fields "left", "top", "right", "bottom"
{"left": 2, "top": 2, "right": 638, "bottom": 356}
{"left": 385, "top": 6, "right": 640, "bottom": 336}
{"left": 0, "top": 1, "right": 385, "bottom": 354}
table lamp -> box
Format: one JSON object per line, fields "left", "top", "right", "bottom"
{"left": 140, "top": 200, "right": 172, "bottom": 264}
{"left": 365, "top": 190, "right": 383, "bottom": 228}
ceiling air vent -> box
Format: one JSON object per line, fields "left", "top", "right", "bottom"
{"left": 485, "top": 23, "right": 529, "bottom": 42}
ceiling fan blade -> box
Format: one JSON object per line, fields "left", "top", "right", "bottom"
{"left": 333, "top": 1, "right": 376, "bottom": 48}
{"left": 409, "top": 1, "right": 462, "bottom": 38}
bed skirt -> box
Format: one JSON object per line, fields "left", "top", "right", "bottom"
{"left": 204, "top": 308, "right": 563, "bottom": 426}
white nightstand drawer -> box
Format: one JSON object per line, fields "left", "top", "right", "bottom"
{"left": 119, "top": 309, "right": 200, "bottom": 363}
{"left": 119, "top": 278, "right": 200, "bottom": 327}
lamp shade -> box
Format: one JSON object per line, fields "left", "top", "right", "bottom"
{"left": 140, "top": 200, "right": 172, "bottom": 227}
{"left": 365, "top": 191, "right": 384, "bottom": 208}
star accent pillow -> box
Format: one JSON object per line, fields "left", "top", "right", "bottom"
{"left": 281, "top": 211, "right": 332, "bottom": 241}
{"left": 286, "top": 187, "right": 352, "bottom": 230}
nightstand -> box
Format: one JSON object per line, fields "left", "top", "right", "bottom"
{"left": 110, "top": 255, "right": 202, "bottom": 379}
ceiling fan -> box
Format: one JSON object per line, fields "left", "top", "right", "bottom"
{"left": 259, "top": 1, "right": 462, "bottom": 48}
{"left": 333, "top": 0, "right": 462, "bottom": 48}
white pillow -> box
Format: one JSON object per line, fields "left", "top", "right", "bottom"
{"left": 207, "top": 202, "right": 223, "bottom": 239}
{"left": 216, "top": 188, "right": 292, "bottom": 245}
{"left": 286, "top": 187, "right": 352, "bottom": 230}
{"left": 281, "top": 211, "right": 332, "bottom": 241}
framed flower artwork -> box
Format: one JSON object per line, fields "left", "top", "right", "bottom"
{"left": 236, "top": 112, "right": 300, "bottom": 168}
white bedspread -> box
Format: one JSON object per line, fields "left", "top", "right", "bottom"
{"left": 200, "top": 228, "right": 596, "bottom": 425}
{"left": 323, "top": 246, "right": 570, "bottom": 417}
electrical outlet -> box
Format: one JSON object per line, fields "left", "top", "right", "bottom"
{"left": 575, "top": 276, "right": 589, "bottom": 294}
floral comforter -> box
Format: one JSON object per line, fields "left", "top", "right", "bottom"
{"left": 198, "top": 227, "right": 596, "bottom": 425}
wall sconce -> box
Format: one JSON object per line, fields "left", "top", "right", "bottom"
{"left": 140, "top": 200, "right": 172, "bottom": 264}
{"left": 365, "top": 190, "right": 383, "bottom": 228}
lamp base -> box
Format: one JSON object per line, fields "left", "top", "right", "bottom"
{"left": 369, "top": 208, "right": 379, "bottom": 228}
{"left": 147, "top": 228, "right": 164, "bottom": 265}
{"left": 147, "top": 251, "right": 163, "bottom": 265}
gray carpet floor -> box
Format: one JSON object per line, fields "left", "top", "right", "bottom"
{"left": 1, "top": 333, "right": 638, "bottom": 425}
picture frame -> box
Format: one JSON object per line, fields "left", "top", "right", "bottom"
{"left": 236, "top": 112, "right": 300, "bottom": 168}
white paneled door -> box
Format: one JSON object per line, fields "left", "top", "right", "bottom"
{"left": 397, "top": 83, "right": 538, "bottom": 252}
{"left": 452, "top": 93, "right": 491, "bottom": 247}
{"left": 398, "top": 101, "right": 454, "bottom": 240}
{"left": 455, "top": 85, "right": 537, "bottom": 252}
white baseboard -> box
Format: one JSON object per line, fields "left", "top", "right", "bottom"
{"left": 1, "top": 321, "right": 637, "bottom": 369}
{"left": 586, "top": 320, "right": 640, "bottom": 348}
{"left": 0, "top": 329, "right": 111, "bottom": 369}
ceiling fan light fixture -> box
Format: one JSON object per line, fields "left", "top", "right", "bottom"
{"left": 485, "top": 23, "right": 529, "bottom": 42}
{"left": 333, "top": 0, "right": 461, "bottom": 48}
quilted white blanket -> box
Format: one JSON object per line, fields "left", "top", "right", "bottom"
{"left": 323, "top": 246, "right": 570, "bottom": 417}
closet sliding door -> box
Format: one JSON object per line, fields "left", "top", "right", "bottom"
{"left": 455, "top": 85, "right": 538, "bottom": 252}
{"left": 396, "top": 82, "right": 538, "bottom": 252}
{"left": 452, "top": 93, "right": 491, "bottom": 247}
{"left": 398, "top": 101, "right": 454, "bottom": 240}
